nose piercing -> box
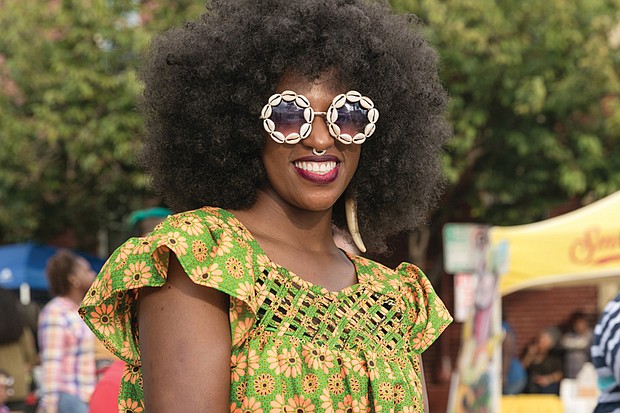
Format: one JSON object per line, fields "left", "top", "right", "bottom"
{"left": 312, "top": 148, "right": 326, "bottom": 156}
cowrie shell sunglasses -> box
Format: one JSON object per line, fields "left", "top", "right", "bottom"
{"left": 260, "top": 90, "right": 379, "bottom": 145}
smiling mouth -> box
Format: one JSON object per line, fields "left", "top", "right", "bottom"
{"left": 292, "top": 161, "right": 338, "bottom": 175}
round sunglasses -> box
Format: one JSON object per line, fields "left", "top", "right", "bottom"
{"left": 260, "top": 90, "right": 379, "bottom": 145}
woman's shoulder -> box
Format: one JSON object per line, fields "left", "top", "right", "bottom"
{"left": 352, "top": 255, "right": 452, "bottom": 352}
{"left": 352, "top": 255, "right": 432, "bottom": 293}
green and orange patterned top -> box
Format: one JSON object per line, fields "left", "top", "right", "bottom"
{"left": 79, "top": 206, "right": 452, "bottom": 413}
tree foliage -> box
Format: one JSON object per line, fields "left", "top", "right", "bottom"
{"left": 2, "top": 0, "right": 620, "bottom": 253}
{"left": 0, "top": 0, "right": 203, "bottom": 250}
{"left": 392, "top": 0, "right": 620, "bottom": 225}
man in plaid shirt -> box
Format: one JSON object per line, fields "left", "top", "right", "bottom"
{"left": 38, "top": 250, "right": 97, "bottom": 413}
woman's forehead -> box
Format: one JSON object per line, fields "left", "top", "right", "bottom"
{"left": 276, "top": 69, "right": 346, "bottom": 92}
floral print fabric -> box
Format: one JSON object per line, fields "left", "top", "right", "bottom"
{"left": 79, "top": 207, "right": 452, "bottom": 413}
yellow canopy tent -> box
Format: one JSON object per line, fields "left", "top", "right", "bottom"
{"left": 489, "top": 191, "right": 620, "bottom": 296}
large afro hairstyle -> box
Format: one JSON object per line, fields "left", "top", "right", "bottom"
{"left": 137, "top": 0, "right": 452, "bottom": 255}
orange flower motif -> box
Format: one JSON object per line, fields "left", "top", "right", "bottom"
{"left": 366, "top": 355, "right": 380, "bottom": 381}
{"left": 165, "top": 231, "right": 188, "bottom": 256}
{"left": 378, "top": 382, "right": 393, "bottom": 401}
{"left": 343, "top": 356, "right": 366, "bottom": 376}
{"left": 319, "top": 388, "right": 335, "bottom": 413}
{"left": 328, "top": 374, "right": 344, "bottom": 395}
{"left": 212, "top": 232, "right": 234, "bottom": 256}
{"left": 119, "top": 341, "right": 134, "bottom": 360}
{"left": 114, "top": 241, "right": 135, "bottom": 263}
{"left": 387, "top": 278, "right": 402, "bottom": 290}
{"left": 192, "top": 240, "right": 209, "bottom": 261}
{"left": 435, "top": 300, "right": 451, "bottom": 320}
{"left": 285, "top": 395, "right": 316, "bottom": 413}
{"left": 302, "top": 373, "right": 319, "bottom": 393}
{"left": 119, "top": 397, "right": 143, "bottom": 413}
{"left": 246, "top": 349, "right": 259, "bottom": 376}
{"left": 269, "top": 394, "right": 287, "bottom": 413}
{"left": 122, "top": 365, "right": 140, "bottom": 385}
{"left": 278, "top": 347, "right": 302, "bottom": 378}
{"left": 302, "top": 343, "right": 335, "bottom": 374}
{"left": 226, "top": 257, "right": 245, "bottom": 279}
{"left": 122, "top": 261, "right": 152, "bottom": 288}
{"left": 230, "top": 353, "right": 247, "bottom": 382}
{"left": 89, "top": 303, "right": 115, "bottom": 336}
{"left": 234, "top": 282, "right": 254, "bottom": 303}
{"left": 355, "top": 255, "right": 371, "bottom": 266}
{"left": 254, "top": 373, "right": 275, "bottom": 396}
{"left": 393, "top": 383, "right": 405, "bottom": 404}
{"left": 204, "top": 214, "right": 226, "bottom": 230}
{"left": 232, "top": 317, "right": 254, "bottom": 347}
{"left": 412, "top": 324, "right": 436, "bottom": 351}
{"left": 335, "top": 395, "right": 353, "bottom": 413}
{"left": 267, "top": 348, "right": 281, "bottom": 373}
{"left": 231, "top": 397, "right": 262, "bottom": 413}
{"left": 176, "top": 214, "right": 205, "bottom": 236}
{"left": 351, "top": 395, "right": 369, "bottom": 413}
{"left": 134, "top": 238, "right": 152, "bottom": 255}
{"left": 256, "top": 254, "right": 271, "bottom": 273}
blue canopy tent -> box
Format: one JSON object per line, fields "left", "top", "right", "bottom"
{"left": 0, "top": 242, "right": 105, "bottom": 290}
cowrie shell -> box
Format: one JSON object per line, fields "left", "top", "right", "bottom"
{"left": 327, "top": 107, "right": 339, "bottom": 123}
{"left": 353, "top": 133, "right": 367, "bottom": 144}
{"left": 304, "top": 108, "right": 314, "bottom": 123}
{"left": 368, "top": 108, "right": 379, "bottom": 123}
{"left": 332, "top": 94, "right": 347, "bottom": 108}
{"left": 338, "top": 133, "right": 353, "bottom": 144}
{"left": 281, "top": 90, "right": 296, "bottom": 101}
{"left": 346, "top": 91, "right": 362, "bottom": 102}
{"left": 268, "top": 94, "right": 282, "bottom": 106}
{"left": 300, "top": 123, "right": 312, "bottom": 139}
{"left": 295, "top": 95, "right": 310, "bottom": 108}
{"left": 264, "top": 119, "right": 275, "bottom": 133}
{"left": 272, "top": 131, "right": 285, "bottom": 143}
{"left": 260, "top": 105, "right": 272, "bottom": 119}
{"left": 285, "top": 133, "right": 301, "bottom": 144}
{"left": 360, "top": 97, "right": 374, "bottom": 109}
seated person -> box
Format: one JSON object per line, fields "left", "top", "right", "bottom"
{"left": 522, "top": 327, "right": 563, "bottom": 394}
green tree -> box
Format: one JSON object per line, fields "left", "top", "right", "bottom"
{"left": 0, "top": 0, "right": 203, "bottom": 250}
{"left": 392, "top": 0, "right": 620, "bottom": 227}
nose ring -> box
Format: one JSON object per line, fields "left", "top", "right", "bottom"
{"left": 312, "top": 148, "right": 326, "bottom": 156}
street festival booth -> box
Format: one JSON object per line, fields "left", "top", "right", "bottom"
{"left": 444, "top": 190, "right": 620, "bottom": 413}
{"left": 490, "top": 190, "right": 620, "bottom": 297}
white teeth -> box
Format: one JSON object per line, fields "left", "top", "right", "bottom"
{"left": 293, "top": 161, "right": 337, "bottom": 175}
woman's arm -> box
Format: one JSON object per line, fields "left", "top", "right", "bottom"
{"left": 139, "top": 253, "right": 232, "bottom": 412}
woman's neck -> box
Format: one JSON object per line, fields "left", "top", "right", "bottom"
{"left": 231, "top": 187, "right": 337, "bottom": 253}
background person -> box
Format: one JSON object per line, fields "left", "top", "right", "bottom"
{"left": 80, "top": 0, "right": 453, "bottom": 412}
{"left": 522, "top": 326, "right": 564, "bottom": 395}
{"left": 560, "top": 310, "right": 593, "bottom": 379}
{"left": 0, "top": 369, "right": 14, "bottom": 413}
{"left": 0, "top": 288, "right": 37, "bottom": 412}
{"left": 502, "top": 319, "right": 527, "bottom": 395}
{"left": 37, "top": 251, "right": 97, "bottom": 413}
{"left": 591, "top": 291, "right": 620, "bottom": 413}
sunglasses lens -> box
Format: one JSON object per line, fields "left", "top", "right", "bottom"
{"left": 336, "top": 102, "right": 369, "bottom": 136}
{"left": 271, "top": 101, "right": 307, "bottom": 135}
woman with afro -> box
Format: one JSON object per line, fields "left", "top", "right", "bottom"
{"left": 80, "top": 0, "right": 453, "bottom": 411}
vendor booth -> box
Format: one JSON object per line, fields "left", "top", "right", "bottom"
{"left": 490, "top": 190, "right": 620, "bottom": 297}
{"left": 488, "top": 191, "right": 620, "bottom": 413}
{"left": 445, "top": 191, "right": 620, "bottom": 413}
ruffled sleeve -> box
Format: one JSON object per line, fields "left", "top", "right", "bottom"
{"left": 395, "top": 263, "right": 452, "bottom": 354}
{"left": 79, "top": 207, "right": 263, "bottom": 365}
